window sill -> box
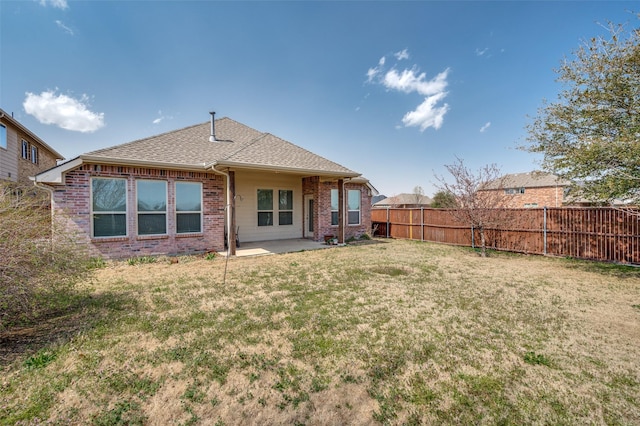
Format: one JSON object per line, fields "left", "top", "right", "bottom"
{"left": 137, "top": 234, "right": 169, "bottom": 241}
{"left": 92, "top": 236, "right": 128, "bottom": 243}
{"left": 176, "top": 233, "right": 203, "bottom": 238}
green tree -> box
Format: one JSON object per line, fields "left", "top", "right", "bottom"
{"left": 430, "top": 190, "right": 456, "bottom": 208}
{"left": 526, "top": 22, "right": 640, "bottom": 204}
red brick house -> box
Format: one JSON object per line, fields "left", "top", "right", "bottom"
{"left": 480, "top": 172, "right": 570, "bottom": 208}
{"left": 35, "top": 115, "right": 374, "bottom": 258}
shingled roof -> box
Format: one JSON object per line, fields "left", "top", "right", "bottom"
{"left": 82, "top": 117, "right": 358, "bottom": 176}
{"left": 482, "top": 172, "right": 570, "bottom": 190}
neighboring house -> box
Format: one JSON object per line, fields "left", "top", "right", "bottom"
{"left": 0, "top": 108, "right": 64, "bottom": 186}
{"left": 35, "top": 115, "right": 375, "bottom": 259}
{"left": 373, "top": 193, "right": 433, "bottom": 208}
{"left": 481, "top": 172, "right": 570, "bottom": 208}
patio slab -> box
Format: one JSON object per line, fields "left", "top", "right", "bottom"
{"left": 221, "top": 238, "right": 334, "bottom": 257}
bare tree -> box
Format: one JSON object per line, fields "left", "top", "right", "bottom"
{"left": 434, "top": 158, "right": 508, "bottom": 257}
{"left": 412, "top": 185, "right": 425, "bottom": 205}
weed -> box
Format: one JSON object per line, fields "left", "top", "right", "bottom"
{"left": 523, "top": 351, "right": 552, "bottom": 367}
{"left": 127, "top": 256, "right": 157, "bottom": 266}
{"left": 92, "top": 401, "right": 146, "bottom": 426}
{"left": 23, "top": 350, "right": 57, "bottom": 370}
{"left": 205, "top": 252, "right": 217, "bottom": 261}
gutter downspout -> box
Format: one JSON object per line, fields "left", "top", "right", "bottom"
{"left": 32, "top": 178, "right": 57, "bottom": 248}
{"left": 210, "top": 164, "right": 235, "bottom": 256}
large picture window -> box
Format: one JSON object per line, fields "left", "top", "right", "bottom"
{"left": 257, "top": 189, "right": 273, "bottom": 226}
{"left": 330, "top": 189, "right": 339, "bottom": 226}
{"left": 347, "top": 190, "right": 361, "bottom": 225}
{"left": 176, "top": 182, "right": 202, "bottom": 233}
{"left": 278, "top": 190, "right": 293, "bottom": 225}
{"left": 137, "top": 180, "right": 167, "bottom": 235}
{"left": 92, "top": 178, "right": 127, "bottom": 237}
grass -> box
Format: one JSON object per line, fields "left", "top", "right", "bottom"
{"left": 1, "top": 239, "right": 639, "bottom": 424}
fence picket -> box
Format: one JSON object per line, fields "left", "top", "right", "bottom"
{"left": 371, "top": 207, "right": 640, "bottom": 264}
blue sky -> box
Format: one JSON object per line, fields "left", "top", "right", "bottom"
{"left": 1, "top": 1, "right": 637, "bottom": 197}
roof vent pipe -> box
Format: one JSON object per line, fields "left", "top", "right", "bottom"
{"left": 209, "top": 111, "right": 216, "bottom": 142}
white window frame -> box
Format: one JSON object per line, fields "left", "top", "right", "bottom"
{"left": 257, "top": 188, "right": 274, "bottom": 227}
{"left": 347, "top": 189, "right": 361, "bottom": 225}
{"left": 278, "top": 189, "right": 294, "bottom": 226}
{"left": 91, "top": 177, "right": 128, "bottom": 238}
{"left": 0, "top": 124, "right": 6, "bottom": 150}
{"left": 175, "top": 181, "right": 203, "bottom": 234}
{"left": 136, "top": 179, "right": 168, "bottom": 236}
{"left": 21, "top": 140, "right": 29, "bottom": 159}
{"left": 330, "top": 189, "right": 339, "bottom": 226}
{"left": 30, "top": 145, "right": 38, "bottom": 164}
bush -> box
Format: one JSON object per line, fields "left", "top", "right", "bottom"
{"left": 0, "top": 182, "right": 91, "bottom": 329}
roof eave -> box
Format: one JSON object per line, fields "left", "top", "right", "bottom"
{"left": 80, "top": 155, "right": 210, "bottom": 172}
{"left": 213, "top": 161, "right": 360, "bottom": 178}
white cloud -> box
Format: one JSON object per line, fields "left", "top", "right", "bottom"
{"left": 394, "top": 49, "right": 410, "bottom": 61}
{"left": 152, "top": 110, "right": 173, "bottom": 125}
{"left": 480, "top": 122, "right": 491, "bottom": 132}
{"left": 475, "top": 47, "right": 489, "bottom": 56}
{"left": 383, "top": 67, "right": 449, "bottom": 97}
{"left": 39, "top": 0, "right": 68, "bottom": 9}
{"left": 55, "top": 20, "right": 74, "bottom": 35}
{"left": 23, "top": 90, "right": 105, "bottom": 133}
{"left": 366, "top": 49, "right": 451, "bottom": 132}
{"left": 366, "top": 56, "right": 386, "bottom": 83}
{"left": 402, "top": 92, "right": 450, "bottom": 131}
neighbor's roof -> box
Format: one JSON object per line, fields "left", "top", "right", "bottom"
{"left": 0, "top": 107, "right": 64, "bottom": 160}
{"left": 373, "top": 193, "right": 433, "bottom": 207}
{"left": 36, "top": 117, "right": 361, "bottom": 183}
{"left": 483, "top": 172, "right": 571, "bottom": 190}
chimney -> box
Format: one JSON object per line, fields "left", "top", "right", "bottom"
{"left": 209, "top": 111, "right": 216, "bottom": 142}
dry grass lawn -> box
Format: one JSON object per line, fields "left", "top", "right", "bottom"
{"left": 1, "top": 239, "right": 639, "bottom": 425}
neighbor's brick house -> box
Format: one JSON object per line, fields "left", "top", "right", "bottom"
{"left": 35, "top": 115, "right": 375, "bottom": 259}
{"left": 480, "top": 172, "right": 571, "bottom": 208}
{"left": 0, "top": 108, "right": 63, "bottom": 186}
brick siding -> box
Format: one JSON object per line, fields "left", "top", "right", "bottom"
{"left": 52, "top": 164, "right": 225, "bottom": 259}
{"left": 303, "top": 177, "right": 372, "bottom": 241}
{"left": 500, "top": 186, "right": 565, "bottom": 208}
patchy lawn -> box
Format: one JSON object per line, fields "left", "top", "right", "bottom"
{"left": 1, "top": 239, "right": 639, "bottom": 425}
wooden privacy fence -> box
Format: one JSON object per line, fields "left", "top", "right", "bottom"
{"left": 371, "top": 207, "right": 640, "bottom": 264}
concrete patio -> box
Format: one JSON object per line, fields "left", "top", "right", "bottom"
{"left": 220, "top": 238, "right": 334, "bottom": 257}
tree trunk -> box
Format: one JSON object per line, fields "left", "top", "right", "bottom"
{"left": 479, "top": 228, "right": 487, "bottom": 257}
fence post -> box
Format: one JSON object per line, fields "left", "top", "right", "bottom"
{"left": 543, "top": 206, "right": 547, "bottom": 255}
{"left": 471, "top": 225, "right": 475, "bottom": 248}
{"left": 386, "top": 207, "right": 390, "bottom": 239}
{"left": 421, "top": 207, "right": 424, "bottom": 241}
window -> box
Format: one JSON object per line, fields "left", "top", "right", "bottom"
{"left": 31, "top": 145, "right": 38, "bottom": 164}
{"left": 137, "top": 180, "right": 167, "bottom": 235}
{"left": 257, "top": 189, "right": 273, "bottom": 226}
{"left": 347, "top": 190, "right": 361, "bottom": 225}
{"left": 0, "top": 124, "right": 6, "bottom": 149}
{"left": 278, "top": 190, "right": 293, "bottom": 225}
{"left": 22, "top": 140, "right": 28, "bottom": 159}
{"left": 505, "top": 187, "right": 525, "bottom": 195}
{"left": 92, "top": 178, "right": 127, "bottom": 237}
{"left": 330, "top": 189, "right": 339, "bottom": 226}
{"left": 176, "top": 182, "right": 202, "bottom": 233}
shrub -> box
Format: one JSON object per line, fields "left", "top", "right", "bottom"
{"left": 0, "top": 183, "right": 91, "bottom": 329}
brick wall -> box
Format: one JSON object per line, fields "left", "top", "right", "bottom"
{"left": 303, "top": 177, "right": 372, "bottom": 241}
{"left": 52, "top": 164, "right": 225, "bottom": 259}
{"left": 501, "top": 186, "right": 565, "bottom": 208}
